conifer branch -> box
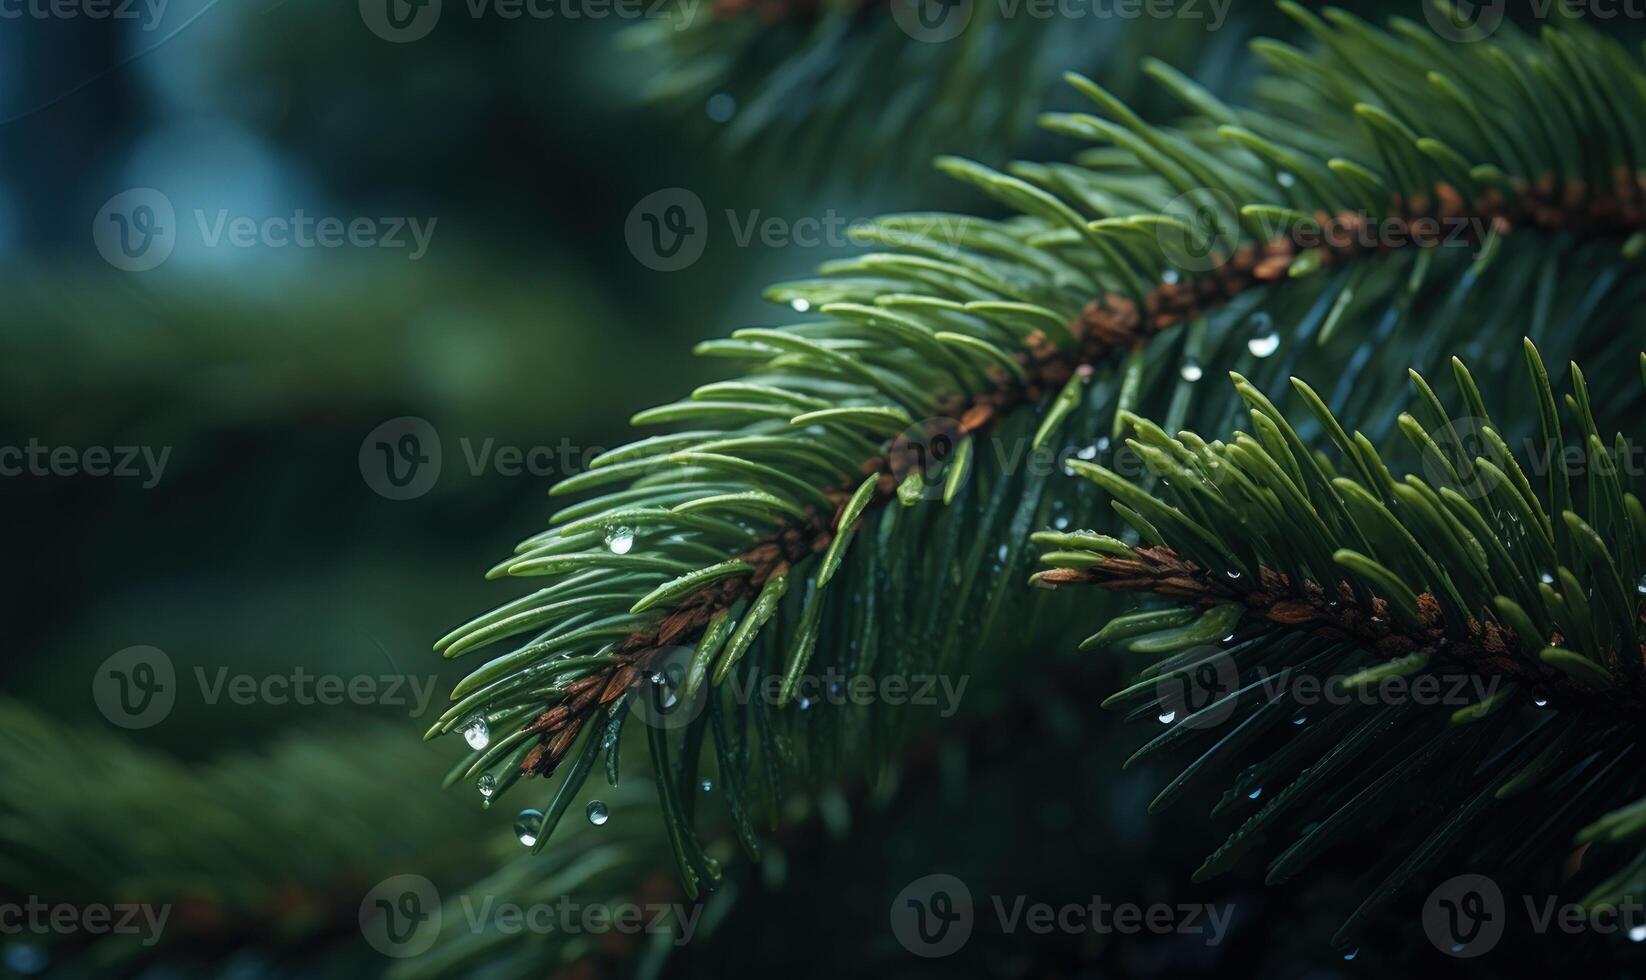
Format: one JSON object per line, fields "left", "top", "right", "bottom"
{"left": 1038, "top": 341, "right": 1646, "bottom": 940}
{"left": 436, "top": 10, "right": 1646, "bottom": 891}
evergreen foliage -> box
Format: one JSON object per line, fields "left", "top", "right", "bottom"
{"left": 1037, "top": 345, "right": 1646, "bottom": 946}
{"left": 434, "top": 7, "right": 1646, "bottom": 943}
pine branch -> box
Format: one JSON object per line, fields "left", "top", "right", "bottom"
{"left": 617, "top": 0, "right": 1262, "bottom": 181}
{"left": 1037, "top": 341, "right": 1646, "bottom": 943}
{"left": 436, "top": 10, "right": 1646, "bottom": 891}
{"left": 0, "top": 703, "right": 493, "bottom": 974}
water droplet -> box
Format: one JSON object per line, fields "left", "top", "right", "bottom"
{"left": 1291, "top": 710, "right": 1308, "bottom": 726}
{"left": 1534, "top": 695, "right": 1549, "bottom": 708}
{"left": 1053, "top": 516, "right": 1070, "bottom": 530}
{"left": 1161, "top": 269, "right": 1180, "bottom": 285}
{"left": 1277, "top": 171, "right": 1297, "bottom": 188}
{"left": 1248, "top": 787, "right": 1263, "bottom": 800}
{"left": 606, "top": 526, "right": 635, "bottom": 555}
{"left": 464, "top": 717, "right": 490, "bottom": 750}
{"left": 477, "top": 774, "right": 496, "bottom": 799}
{"left": 1246, "top": 314, "right": 1280, "bottom": 358}
{"left": 706, "top": 93, "right": 736, "bottom": 123}
{"left": 700, "top": 778, "right": 714, "bottom": 792}
{"left": 1630, "top": 924, "right": 1646, "bottom": 942}
{"left": 515, "top": 808, "right": 544, "bottom": 847}
{"left": 997, "top": 544, "right": 1009, "bottom": 562}
{"left": 1636, "top": 574, "right": 1646, "bottom": 595}
{"left": 1179, "top": 357, "right": 1204, "bottom": 383}
{"left": 586, "top": 800, "right": 609, "bottom": 826}
{"left": 1225, "top": 569, "right": 1243, "bottom": 581}
{"left": 649, "top": 670, "right": 679, "bottom": 709}
{"left": 1094, "top": 436, "right": 1112, "bottom": 453}
{"left": 1157, "top": 709, "right": 1177, "bottom": 725}
{"left": 790, "top": 298, "right": 811, "bottom": 313}
{"left": 797, "top": 695, "right": 814, "bottom": 710}
{"left": 1342, "top": 947, "right": 1359, "bottom": 961}
{"left": 1076, "top": 443, "right": 1099, "bottom": 461}
{"left": 1539, "top": 571, "right": 1555, "bottom": 585}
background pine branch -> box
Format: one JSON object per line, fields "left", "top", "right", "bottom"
{"left": 1038, "top": 343, "right": 1646, "bottom": 951}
